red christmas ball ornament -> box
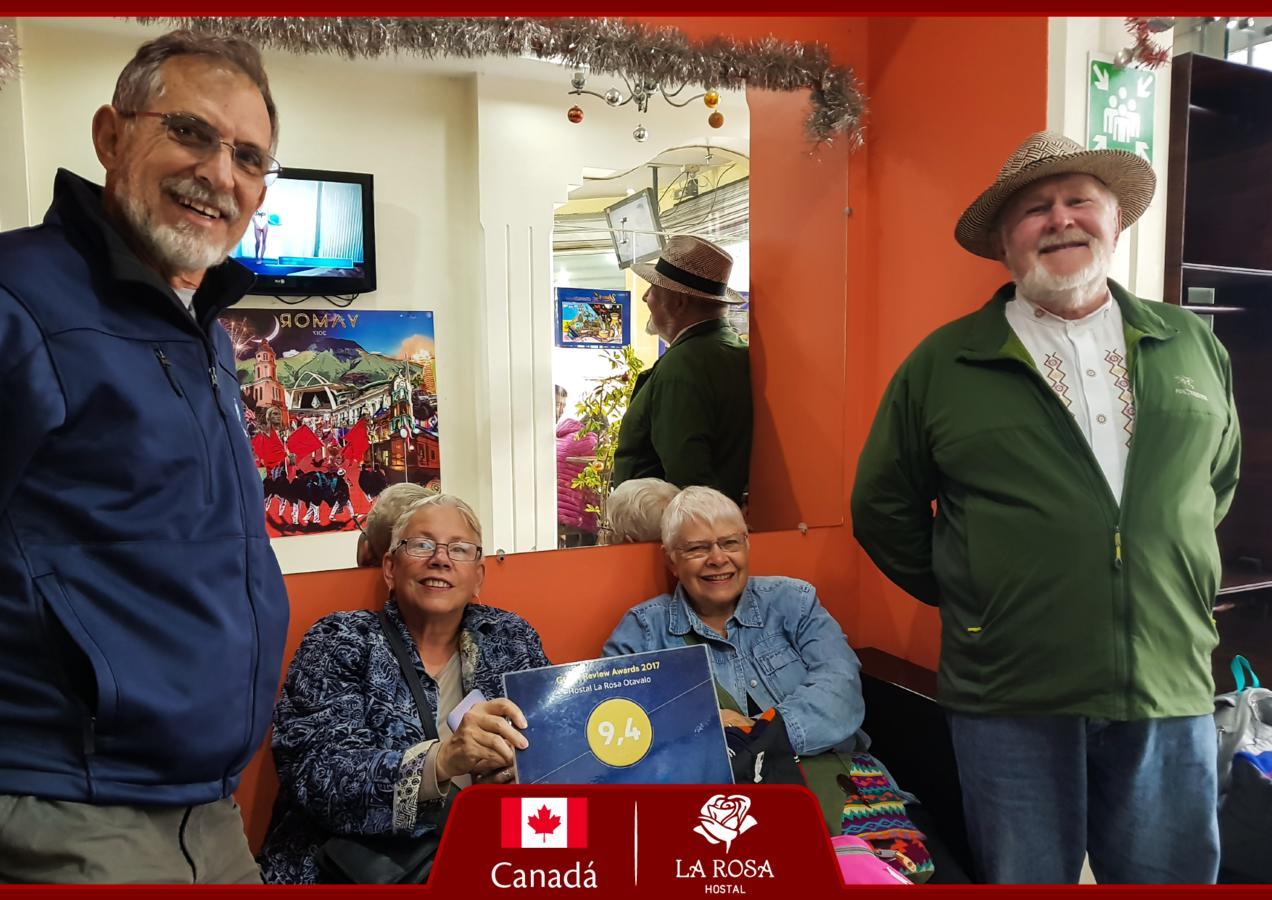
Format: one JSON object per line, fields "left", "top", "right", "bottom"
{"left": 708, "top": 111, "right": 724, "bottom": 129}
{"left": 567, "top": 105, "right": 584, "bottom": 124}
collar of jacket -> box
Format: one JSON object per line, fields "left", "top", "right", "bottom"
{"left": 384, "top": 597, "right": 504, "bottom": 692}
{"left": 45, "top": 168, "right": 256, "bottom": 330}
{"left": 666, "top": 578, "right": 764, "bottom": 637}
{"left": 956, "top": 278, "right": 1178, "bottom": 365}
{"left": 669, "top": 317, "right": 732, "bottom": 349}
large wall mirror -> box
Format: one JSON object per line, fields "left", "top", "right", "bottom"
{"left": 1, "top": 16, "right": 846, "bottom": 574}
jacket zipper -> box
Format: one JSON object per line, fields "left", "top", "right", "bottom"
{"left": 153, "top": 347, "right": 183, "bottom": 396}
{"left": 155, "top": 347, "right": 213, "bottom": 503}
{"left": 1114, "top": 332, "right": 1150, "bottom": 719}
{"left": 202, "top": 338, "right": 261, "bottom": 782}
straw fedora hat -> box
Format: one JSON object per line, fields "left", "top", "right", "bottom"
{"left": 954, "top": 131, "right": 1156, "bottom": 260}
{"left": 632, "top": 234, "right": 746, "bottom": 304}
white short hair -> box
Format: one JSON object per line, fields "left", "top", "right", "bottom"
{"left": 363, "top": 483, "right": 431, "bottom": 559}
{"left": 608, "top": 478, "right": 680, "bottom": 543}
{"left": 389, "top": 493, "right": 483, "bottom": 553}
{"left": 660, "top": 485, "right": 745, "bottom": 548}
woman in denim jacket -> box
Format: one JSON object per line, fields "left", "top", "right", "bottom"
{"left": 602, "top": 485, "right": 865, "bottom": 756}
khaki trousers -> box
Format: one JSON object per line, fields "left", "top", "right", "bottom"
{"left": 0, "top": 795, "right": 261, "bottom": 884}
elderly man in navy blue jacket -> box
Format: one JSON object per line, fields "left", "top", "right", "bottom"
{"left": 0, "top": 31, "right": 289, "bottom": 883}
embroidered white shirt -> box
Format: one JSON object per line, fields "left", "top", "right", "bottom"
{"left": 1005, "top": 289, "right": 1135, "bottom": 503}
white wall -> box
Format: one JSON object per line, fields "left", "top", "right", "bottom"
{"left": 4, "top": 17, "right": 750, "bottom": 567}
{"left": 0, "top": 18, "right": 29, "bottom": 232}
{"left": 1048, "top": 17, "right": 1173, "bottom": 301}
{"left": 474, "top": 71, "right": 748, "bottom": 554}
{"left": 8, "top": 19, "right": 484, "bottom": 574}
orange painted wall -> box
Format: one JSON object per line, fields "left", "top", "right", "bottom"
{"left": 843, "top": 17, "right": 1049, "bottom": 665}
{"left": 234, "top": 16, "right": 1048, "bottom": 851}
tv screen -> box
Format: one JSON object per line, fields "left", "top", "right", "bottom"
{"left": 605, "top": 188, "right": 666, "bottom": 270}
{"left": 232, "top": 167, "right": 376, "bottom": 296}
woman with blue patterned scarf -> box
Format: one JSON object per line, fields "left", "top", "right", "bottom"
{"left": 258, "top": 494, "right": 549, "bottom": 883}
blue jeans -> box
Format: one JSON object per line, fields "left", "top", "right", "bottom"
{"left": 946, "top": 713, "right": 1219, "bottom": 884}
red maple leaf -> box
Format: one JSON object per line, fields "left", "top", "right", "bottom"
{"left": 526, "top": 805, "right": 561, "bottom": 842}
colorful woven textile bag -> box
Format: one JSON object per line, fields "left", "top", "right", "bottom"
{"left": 836, "top": 753, "right": 935, "bottom": 883}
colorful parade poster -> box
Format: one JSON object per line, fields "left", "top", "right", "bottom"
{"left": 504, "top": 646, "right": 733, "bottom": 786}
{"left": 217, "top": 307, "right": 440, "bottom": 538}
{"left": 556, "top": 288, "right": 631, "bottom": 349}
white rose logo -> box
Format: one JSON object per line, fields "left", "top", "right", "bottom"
{"left": 693, "top": 794, "right": 757, "bottom": 852}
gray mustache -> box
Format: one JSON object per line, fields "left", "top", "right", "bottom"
{"left": 162, "top": 176, "right": 239, "bottom": 220}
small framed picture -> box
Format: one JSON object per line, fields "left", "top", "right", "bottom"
{"left": 556, "top": 288, "right": 631, "bottom": 349}
{"left": 604, "top": 188, "right": 666, "bottom": 270}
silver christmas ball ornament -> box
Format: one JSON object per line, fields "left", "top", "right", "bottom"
{"left": 604, "top": 87, "right": 622, "bottom": 106}
{"left": 633, "top": 123, "right": 649, "bottom": 143}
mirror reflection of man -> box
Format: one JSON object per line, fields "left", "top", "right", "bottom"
{"left": 0, "top": 31, "right": 289, "bottom": 883}
{"left": 611, "top": 235, "right": 752, "bottom": 506}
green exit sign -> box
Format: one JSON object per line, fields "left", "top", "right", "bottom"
{"left": 1087, "top": 59, "right": 1155, "bottom": 163}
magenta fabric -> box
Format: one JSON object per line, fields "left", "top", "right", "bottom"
{"left": 556, "top": 419, "right": 599, "bottom": 531}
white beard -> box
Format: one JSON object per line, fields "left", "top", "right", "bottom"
{"left": 645, "top": 316, "right": 660, "bottom": 338}
{"left": 1013, "top": 231, "right": 1113, "bottom": 315}
{"left": 118, "top": 176, "right": 239, "bottom": 275}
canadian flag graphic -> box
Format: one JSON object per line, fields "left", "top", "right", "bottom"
{"left": 500, "top": 797, "right": 588, "bottom": 849}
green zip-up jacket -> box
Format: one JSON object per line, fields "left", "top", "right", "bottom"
{"left": 613, "top": 319, "right": 752, "bottom": 505}
{"left": 851, "top": 281, "right": 1240, "bottom": 719}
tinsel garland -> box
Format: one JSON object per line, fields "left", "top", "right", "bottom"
{"left": 1118, "top": 17, "right": 1172, "bottom": 69}
{"left": 0, "top": 23, "right": 19, "bottom": 90}
{"left": 125, "top": 16, "right": 865, "bottom": 147}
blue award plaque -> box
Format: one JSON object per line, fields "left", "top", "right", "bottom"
{"left": 503, "top": 645, "right": 733, "bottom": 785}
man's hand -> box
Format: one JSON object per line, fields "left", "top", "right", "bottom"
{"left": 720, "top": 708, "right": 753, "bottom": 729}
{"left": 435, "top": 698, "right": 528, "bottom": 782}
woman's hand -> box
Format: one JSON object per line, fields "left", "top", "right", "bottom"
{"left": 720, "top": 708, "right": 754, "bottom": 729}
{"left": 472, "top": 765, "right": 516, "bottom": 785}
{"left": 435, "top": 698, "right": 529, "bottom": 782}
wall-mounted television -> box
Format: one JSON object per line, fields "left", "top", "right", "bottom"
{"left": 231, "top": 167, "right": 376, "bottom": 296}
{"left": 605, "top": 188, "right": 666, "bottom": 270}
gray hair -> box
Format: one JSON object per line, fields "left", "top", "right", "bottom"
{"left": 660, "top": 485, "right": 746, "bottom": 548}
{"left": 608, "top": 478, "right": 680, "bottom": 543}
{"left": 389, "top": 493, "right": 484, "bottom": 553}
{"left": 113, "top": 30, "right": 279, "bottom": 152}
{"left": 363, "top": 482, "right": 432, "bottom": 560}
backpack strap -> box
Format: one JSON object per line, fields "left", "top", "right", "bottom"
{"left": 1232, "top": 654, "right": 1262, "bottom": 692}
{"left": 377, "top": 609, "right": 439, "bottom": 742}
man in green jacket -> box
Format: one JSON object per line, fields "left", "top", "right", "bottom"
{"left": 612, "top": 235, "right": 752, "bottom": 506}
{"left": 852, "top": 133, "right": 1239, "bottom": 884}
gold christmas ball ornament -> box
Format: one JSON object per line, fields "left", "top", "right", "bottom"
{"left": 704, "top": 89, "right": 720, "bottom": 109}
{"left": 567, "top": 105, "right": 584, "bottom": 124}
{"left": 708, "top": 111, "right": 724, "bottom": 129}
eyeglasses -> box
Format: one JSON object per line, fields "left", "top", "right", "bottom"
{"left": 675, "top": 532, "right": 748, "bottom": 560}
{"left": 393, "top": 537, "right": 483, "bottom": 563}
{"left": 121, "top": 110, "right": 282, "bottom": 185}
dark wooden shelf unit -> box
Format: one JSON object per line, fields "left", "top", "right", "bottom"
{"left": 1165, "top": 52, "right": 1272, "bottom": 688}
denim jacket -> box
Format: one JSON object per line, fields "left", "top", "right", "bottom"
{"left": 603, "top": 576, "right": 866, "bottom": 756}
